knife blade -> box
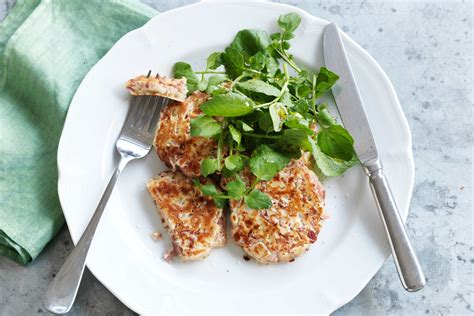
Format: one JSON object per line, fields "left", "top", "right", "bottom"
{"left": 323, "top": 23, "right": 425, "bottom": 292}
{"left": 322, "top": 23, "right": 378, "bottom": 165}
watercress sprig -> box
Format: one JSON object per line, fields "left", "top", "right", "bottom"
{"left": 173, "top": 12, "right": 358, "bottom": 210}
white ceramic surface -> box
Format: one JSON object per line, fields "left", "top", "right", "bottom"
{"left": 57, "top": 1, "right": 414, "bottom": 315}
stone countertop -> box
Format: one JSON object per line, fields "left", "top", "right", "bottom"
{"left": 0, "top": 0, "right": 472, "bottom": 315}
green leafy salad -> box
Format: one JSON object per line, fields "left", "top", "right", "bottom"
{"left": 173, "top": 12, "right": 358, "bottom": 210}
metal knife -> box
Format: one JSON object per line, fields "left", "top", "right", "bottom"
{"left": 323, "top": 23, "right": 425, "bottom": 292}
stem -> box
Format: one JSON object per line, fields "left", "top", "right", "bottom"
{"left": 279, "top": 80, "right": 289, "bottom": 99}
{"left": 233, "top": 89, "right": 248, "bottom": 97}
{"left": 195, "top": 71, "right": 226, "bottom": 74}
{"left": 253, "top": 101, "right": 273, "bottom": 109}
{"left": 276, "top": 48, "right": 302, "bottom": 73}
{"left": 229, "top": 73, "right": 250, "bottom": 91}
{"left": 242, "top": 132, "right": 281, "bottom": 139}
{"left": 214, "top": 194, "right": 231, "bottom": 199}
{"left": 245, "top": 68, "right": 264, "bottom": 75}
{"left": 250, "top": 178, "right": 259, "bottom": 189}
{"left": 233, "top": 73, "right": 248, "bottom": 84}
{"left": 283, "top": 62, "right": 290, "bottom": 81}
{"left": 253, "top": 79, "right": 289, "bottom": 109}
{"left": 311, "top": 74, "right": 317, "bottom": 115}
{"left": 245, "top": 178, "right": 260, "bottom": 194}
{"left": 217, "top": 129, "right": 225, "bottom": 170}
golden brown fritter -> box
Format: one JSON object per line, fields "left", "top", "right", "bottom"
{"left": 126, "top": 74, "right": 187, "bottom": 101}
{"left": 147, "top": 171, "right": 226, "bottom": 261}
{"left": 154, "top": 92, "right": 219, "bottom": 177}
{"left": 230, "top": 157, "right": 325, "bottom": 264}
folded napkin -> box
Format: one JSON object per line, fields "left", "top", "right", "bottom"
{"left": 0, "top": 0, "right": 156, "bottom": 264}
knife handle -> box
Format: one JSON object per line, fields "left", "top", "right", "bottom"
{"left": 367, "top": 163, "right": 425, "bottom": 292}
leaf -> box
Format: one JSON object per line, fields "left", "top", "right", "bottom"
{"left": 316, "top": 103, "right": 337, "bottom": 126}
{"left": 230, "top": 29, "right": 272, "bottom": 56}
{"left": 198, "top": 79, "right": 208, "bottom": 91}
{"left": 201, "top": 92, "right": 255, "bottom": 117}
{"left": 298, "top": 69, "right": 309, "bottom": 79}
{"left": 318, "top": 108, "right": 337, "bottom": 126}
{"left": 284, "top": 114, "right": 315, "bottom": 135}
{"left": 224, "top": 155, "right": 247, "bottom": 172}
{"left": 235, "top": 142, "right": 246, "bottom": 152}
{"left": 190, "top": 115, "right": 222, "bottom": 138}
{"left": 269, "top": 102, "right": 288, "bottom": 132}
{"left": 309, "top": 137, "right": 358, "bottom": 177}
{"left": 201, "top": 158, "right": 218, "bottom": 176}
{"left": 249, "top": 144, "right": 291, "bottom": 181}
{"left": 213, "top": 197, "right": 227, "bottom": 209}
{"left": 226, "top": 177, "right": 247, "bottom": 199}
{"left": 293, "top": 99, "right": 310, "bottom": 114}
{"left": 270, "top": 32, "right": 281, "bottom": 41}
{"left": 244, "top": 189, "right": 272, "bottom": 209}
{"left": 237, "top": 79, "right": 281, "bottom": 97}
{"left": 276, "top": 128, "right": 312, "bottom": 154}
{"left": 296, "top": 84, "right": 312, "bottom": 98}
{"left": 282, "top": 32, "right": 295, "bottom": 40}
{"left": 279, "top": 91, "right": 293, "bottom": 108}
{"left": 206, "top": 52, "right": 223, "bottom": 70}
{"left": 193, "top": 180, "right": 226, "bottom": 208}
{"left": 236, "top": 120, "right": 254, "bottom": 132}
{"left": 222, "top": 46, "right": 246, "bottom": 79}
{"left": 173, "top": 62, "right": 199, "bottom": 93}
{"left": 221, "top": 166, "right": 235, "bottom": 178}
{"left": 317, "top": 125, "right": 354, "bottom": 161}
{"left": 200, "top": 183, "right": 220, "bottom": 196}
{"left": 278, "top": 12, "right": 301, "bottom": 33}
{"left": 228, "top": 125, "right": 242, "bottom": 145}
{"left": 206, "top": 76, "right": 228, "bottom": 95}
{"left": 249, "top": 52, "right": 266, "bottom": 71}
{"left": 265, "top": 56, "right": 279, "bottom": 75}
{"left": 270, "top": 69, "right": 287, "bottom": 87}
{"left": 257, "top": 111, "right": 274, "bottom": 132}
{"left": 315, "top": 67, "right": 339, "bottom": 98}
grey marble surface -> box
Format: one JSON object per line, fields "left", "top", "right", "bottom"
{"left": 0, "top": 0, "right": 472, "bottom": 315}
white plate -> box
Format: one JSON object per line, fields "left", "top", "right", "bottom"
{"left": 58, "top": 1, "right": 414, "bottom": 315}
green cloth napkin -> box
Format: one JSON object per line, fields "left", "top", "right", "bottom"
{"left": 0, "top": 0, "right": 156, "bottom": 264}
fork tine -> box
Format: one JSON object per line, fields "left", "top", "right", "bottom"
{"left": 133, "top": 96, "right": 153, "bottom": 126}
{"left": 123, "top": 95, "right": 144, "bottom": 128}
{"left": 146, "top": 97, "right": 168, "bottom": 133}
{"left": 138, "top": 96, "right": 158, "bottom": 129}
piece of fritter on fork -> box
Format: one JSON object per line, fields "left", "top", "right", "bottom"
{"left": 147, "top": 171, "right": 226, "bottom": 261}
{"left": 126, "top": 74, "right": 187, "bottom": 102}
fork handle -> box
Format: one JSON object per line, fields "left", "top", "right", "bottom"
{"left": 43, "top": 155, "right": 133, "bottom": 314}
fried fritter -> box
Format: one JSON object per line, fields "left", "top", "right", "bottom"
{"left": 154, "top": 92, "right": 220, "bottom": 177}
{"left": 230, "top": 157, "right": 325, "bottom": 264}
{"left": 147, "top": 171, "right": 226, "bottom": 261}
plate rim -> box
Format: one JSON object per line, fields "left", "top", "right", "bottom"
{"left": 57, "top": 1, "right": 414, "bottom": 314}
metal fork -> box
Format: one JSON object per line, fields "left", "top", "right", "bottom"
{"left": 43, "top": 71, "right": 169, "bottom": 314}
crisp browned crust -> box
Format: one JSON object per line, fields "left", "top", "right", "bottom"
{"left": 154, "top": 92, "right": 219, "bottom": 177}
{"left": 230, "top": 157, "right": 325, "bottom": 264}
{"left": 126, "top": 75, "right": 187, "bottom": 101}
{"left": 147, "top": 171, "right": 226, "bottom": 261}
